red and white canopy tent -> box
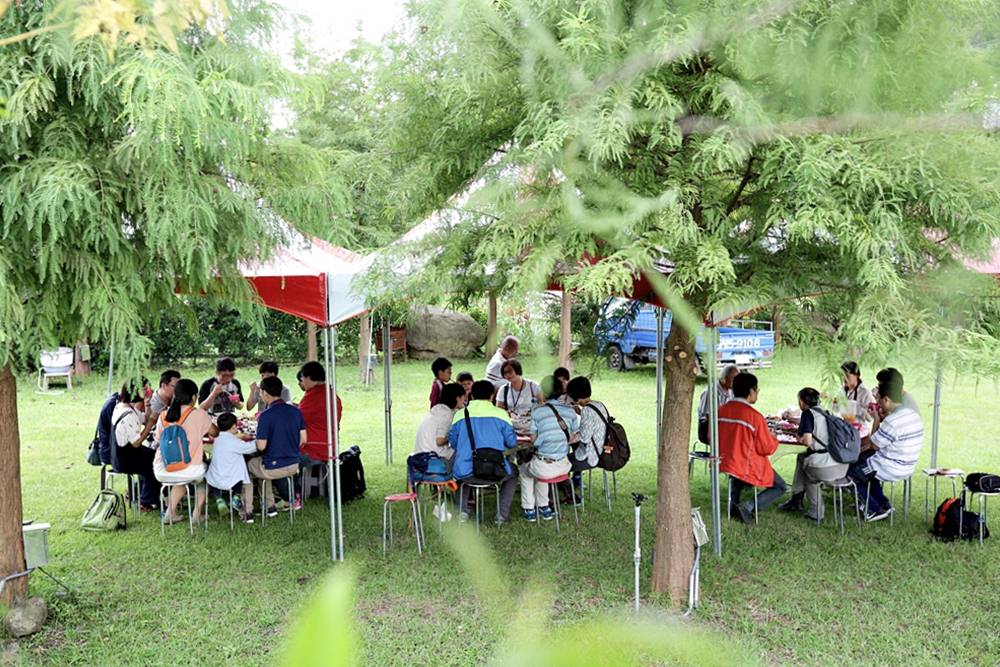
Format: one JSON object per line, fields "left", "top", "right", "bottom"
{"left": 241, "top": 235, "right": 374, "bottom": 561}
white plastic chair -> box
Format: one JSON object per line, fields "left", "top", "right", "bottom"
{"left": 38, "top": 347, "right": 74, "bottom": 391}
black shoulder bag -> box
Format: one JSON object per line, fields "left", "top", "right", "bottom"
{"left": 464, "top": 408, "right": 507, "bottom": 481}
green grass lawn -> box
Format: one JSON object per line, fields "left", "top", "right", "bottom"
{"left": 8, "top": 349, "right": 1000, "bottom": 665}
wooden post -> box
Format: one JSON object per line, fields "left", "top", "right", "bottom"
{"left": 558, "top": 290, "right": 573, "bottom": 371}
{"left": 306, "top": 322, "right": 318, "bottom": 362}
{"left": 0, "top": 366, "right": 26, "bottom": 607}
{"left": 486, "top": 293, "right": 498, "bottom": 352}
{"left": 358, "top": 315, "right": 372, "bottom": 384}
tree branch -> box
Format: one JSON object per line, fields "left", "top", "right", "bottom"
{"left": 725, "top": 156, "right": 755, "bottom": 215}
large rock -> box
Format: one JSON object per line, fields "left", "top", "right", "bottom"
{"left": 3, "top": 597, "right": 47, "bottom": 638}
{"left": 407, "top": 306, "right": 486, "bottom": 360}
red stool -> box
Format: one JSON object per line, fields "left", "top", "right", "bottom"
{"left": 383, "top": 492, "right": 424, "bottom": 556}
{"left": 537, "top": 473, "right": 579, "bottom": 533}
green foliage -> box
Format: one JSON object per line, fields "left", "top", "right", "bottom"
{"left": 321, "top": 0, "right": 1000, "bottom": 370}
{"left": 0, "top": 0, "right": 347, "bottom": 377}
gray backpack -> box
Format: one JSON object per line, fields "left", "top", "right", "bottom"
{"left": 81, "top": 489, "right": 126, "bottom": 531}
{"left": 811, "top": 408, "right": 861, "bottom": 464}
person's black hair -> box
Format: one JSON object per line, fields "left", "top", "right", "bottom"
{"left": 841, "top": 361, "right": 862, "bottom": 382}
{"left": 539, "top": 375, "right": 558, "bottom": 398}
{"left": 878, "top": 379, "right": 904, "bottom": 403}
{"left": 259, "top": 361, "right": 279, "bottom": 375}
{"left": 554, "top": 367, "right": 570, "bottom": 381}
{"left": 551, "top": 367, "right": 570, "bottom": 397}
{"left": 471, "top": 380, "right": 495, "bottom": 401}
{"left": 299, "top": 361, "right": 326, "bottom": 383}
{"left": 876, "top": 367, "right": 903, "bottom": 387}
{"left": 260, "top": 376, "right": 283, "bottom": 398}
{"left": 215, "top": 357, "right": 236, "bottom": 373}
{"left": 159, "top": 369, "right": 180, "bottom": 387}
{"left": 567, "top": 376, "right": 592, "bottom": 401}
{"left": 456, "top": 371, "right": 474, "bottom": 383}
{"left": 217, "top": 412, "right": 238, "bottom": 432}
{"left": 798, "top": 387, "right": 821, "bottom": 408}
{"left": 732, "top": 372, "right": 757, "bottom": 399}
{"left": 500, "top": 359, "right": 523, "bottom": 377}
{"left": 119, "top": 383, "right": 142, "bottom": 404}
{"left": 441, "top": 383, "right": 467, "bottom": 409}
{"left": 166, "top": 379, "right": 198, "bottom": 422}
{"left": 431, "top": 357, "right": 452, "bottom": 377}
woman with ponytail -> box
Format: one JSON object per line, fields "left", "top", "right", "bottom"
{"left": 153, "top": 378, "right": 217, "bottom": 523}
{"left": 110, "top": 382, "right": 160, "bottom": 510}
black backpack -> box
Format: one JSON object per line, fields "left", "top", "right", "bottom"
{"left": 810, "top": 408, "right": 861, "bottom": 464}
{"left": 463, "top": 409, "right": 507, "bottom": 481}
{"left": 338, "top": 446, "right": 366, "bottom": 503}
{"left": 931, "top": 496, "right": 989, "bottom": 542}
{"left": 585, "top": 404, "right": 630, "bottom": 472}
{"left": 965, "top": 473, "right": 1000, "bottom": 494}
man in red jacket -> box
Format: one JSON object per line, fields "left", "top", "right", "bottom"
{"left": 718, "top": 372, "right": 786, "bottom": 524}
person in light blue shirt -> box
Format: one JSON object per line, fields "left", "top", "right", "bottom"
{"left": 520, "top": 376, "right": 579, "bottom": 522}
{"left": 448, "top": 380, "right": 518, "bottom": 523}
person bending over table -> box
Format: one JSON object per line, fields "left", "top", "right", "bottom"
{"left": 447, "top": 380, "right": 518, "bottom": 524}
{"left": 520, "top": 376, "right": 578, "bottom": 522}
{"left": 414, "top": 383, "right": 466, "bottom": 469}
{"left": 847, "top": 375, "right": 924, "bottom": 521}
{"left": 133, "top": 369, "right": 180, "bottom": 449}
{"left": 246, "top": 361, "right": 291, "bottom": 414}
{"left": 778, "top": 387, "right": 849, "bottom": 521}
{"left": 249, "top": 376, "right": 306, "bottom": 516}
{"left": 485, "top": 336, "right": 519, "bottom": 389}
{"left": 111, "top": 382, "right": 160, "bottom": 511}
{"left": 198, "top": 357, "right": 244, "bottom": 416}
{"left": 718, "top": 372, "right": 786, "bottom": 524}
{"left": 154, "top": 379, "right": 218, "bottom": 524}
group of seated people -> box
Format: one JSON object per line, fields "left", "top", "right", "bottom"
{"left": 700, "top": 362, "right": 923, "bottom": 524}
{"left": 413, "top": 335, "right": 613, "bottom": 524}
{"left": 96, "top": 357, "right": 343, "bottom": 525}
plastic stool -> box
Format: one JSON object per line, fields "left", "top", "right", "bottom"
{"left": 537, "top": 473, "right": 579, "bottom": 532}
{"left": 923, "top": 468, "right": 964, "bottom": 520}
{"left": 459, "top": 480, "right": 502, "bottom": 534}
{"left": 159, "top": 481, "right": 205, "bottom": 536}
{"left": 817, "top": 477, "right": 862, "bottom": 534}
{"left": 968, "top": 491, "right": 1000, "bottom": 545}
{"left": 415, "top": 480, "right": 455, "bottom": 535}
{"left": 586, "top": 468, "right": 616, "bottom": 510}
{"left": 259, "top": 474, "right": 297, "bottom": 525}
{"left": 383, "top": 492, "right": 424, "bottom": 556}
{"left": 105, "top": 470, "right": 140, "bottom": 528}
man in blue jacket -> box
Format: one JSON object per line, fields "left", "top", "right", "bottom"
{"left": 448, "top": 380, "right": 518, "bottom": 523}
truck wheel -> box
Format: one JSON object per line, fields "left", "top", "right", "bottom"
{"left": 607, "top": 344, "right": 625, "bottom": 371}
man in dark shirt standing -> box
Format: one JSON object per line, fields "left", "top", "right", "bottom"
{"left": 198, "top": 357, "right": 244, "bottom": 416}
{"left": 248, "top": 376, "right": 305, "bottom": 516}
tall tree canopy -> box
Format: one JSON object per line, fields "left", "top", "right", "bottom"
{"left": 306, "top": 0, "right": 1000, "bottom": 605}
{"left": 0, "top": 0, "right": 346, "bottom": 604}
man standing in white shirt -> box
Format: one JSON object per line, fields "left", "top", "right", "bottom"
{"left": 485, "top": 336, "right": 520, "bottom": 389}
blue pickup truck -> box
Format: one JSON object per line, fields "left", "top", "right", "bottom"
{"left": 595, "top": 298, "right": 775, "bottom": 371}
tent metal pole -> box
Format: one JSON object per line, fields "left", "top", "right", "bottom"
{"left": 323, "top": 325, "right": 337, "bottom": 562}
{"left": 106, "top": 342, "right": 114, "bottom": 397}
{"left": 655, "top": 307, "right": 665, "bottom": 454}
{"left": 332, "top": 326, "right": 344, "bottom": 561}
{"left": 931, "top": 364, "right": 942, "bottom": 469}
{"left": 330, "top": 327, "right": 344, "bottom": 561}
{"left": 383, "top": 318, "right": 393, "bottom": 466}
{"left": 707, "top": 322, "right": 722, "bottom": 558}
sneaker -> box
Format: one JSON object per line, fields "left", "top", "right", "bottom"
{"left": 215, "top": 498, "right": 228, "bottom": 514}
{"left": 432, "top": 504, "right": 453, "bottom": 522}
{"left": 778, "top": 494, "right": 804, "bottom": 512}
{"left": 284, "top": 495, "right": 302, "bottom": 511}
{"left": 459, "top": 512, "right": 470, "bottom": 523}
{"left": 240, "top": 512, "right": 255, "bottom": 524}
{"left": 865, "top": 508, "right": 893, "bottom": 522}
{"left": 523, "top": 509, "right": 537, "bottom": 523}
{"left": 265, "top": 506, "right": 279, "bottom": 518}
{"left": 232, "top": 495, "right": 243, "bottom": 511}
{"left": 735, "top": 503, "right": 753, "bottom": 525}
{"left": 495, "top": 515, "right": 509, "bottom": 526}
{"left": 538, "top": 506, "right": 555, "bottom": 521}
{"left": 139, "top": 504, "right": 157, "bottom": 513}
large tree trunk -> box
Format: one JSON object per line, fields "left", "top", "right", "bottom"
{"left": 650, "top": 324, "right": 696, "bottom": 607}
{"left": 558, "top": 290, "right": 573, "bottom": 372}
{"left": 486, "top": 293, "right": 498, "bottom": 353}
{"left": 306, "top": 322, "right": 318, "bottom": 362}
{"left": 0, "top": 366, "right": 26, "bottom": 607}
{"left": 358, "top": 315, "right": 372, "bottom": 383}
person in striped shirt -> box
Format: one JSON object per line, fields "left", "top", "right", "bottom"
{"left": 847, "top": 375, "right": 924, "bottom": 521}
